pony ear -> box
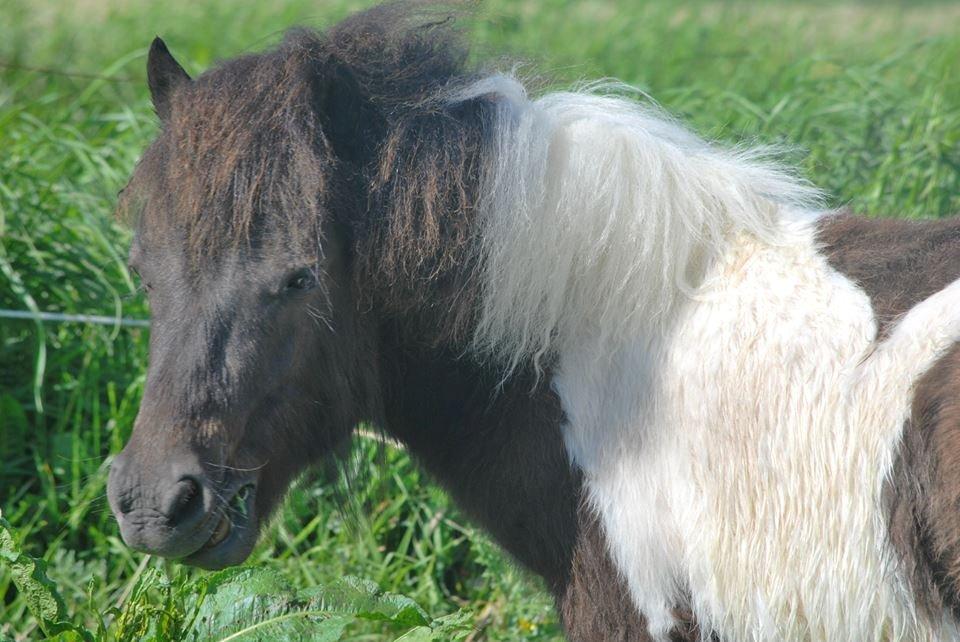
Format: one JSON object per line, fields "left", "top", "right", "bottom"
{"left": 147, "top": 37, "right": 191, "bottom": 121}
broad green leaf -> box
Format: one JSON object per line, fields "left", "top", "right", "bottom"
{"left": 298, "top": 576, "right": 429, "bottom": 627}
{"left": 393, "top": 625, "right": 437, "bottom": 641}
{"left": 0, "top": 511, "right": 72, "bottom": 637}
{"left": 188, "top": 568, "right": 347, "bottom": 642}
{"left": 211, "top": 614, "right": 350, "bottom": 642}
{"left": 186, "top": 568, "right": 446, "bottom": 641}
{"left": 393, "top": 610, "right": 475, "bottom": 641}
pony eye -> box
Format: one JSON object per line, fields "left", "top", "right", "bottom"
{"left": 284, "top": 268, "right": 316, "bottom": 292}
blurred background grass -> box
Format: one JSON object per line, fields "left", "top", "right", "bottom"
{"left": 1, "top": 0, "right": 958, "bottom": 639}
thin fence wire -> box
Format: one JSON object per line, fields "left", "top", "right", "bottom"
{"left": 0, "top": 308, "right": 150, "bottom": 327}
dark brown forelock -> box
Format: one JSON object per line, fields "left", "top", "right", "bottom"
{"left": 172, "top": 51, "right": 328, "bottom": 260}
{"left": 121, "top": 32, "right": 333, "bottom": 267}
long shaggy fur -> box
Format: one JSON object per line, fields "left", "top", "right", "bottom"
{"left": 461, "top": 77, "right": 823, "bottom": 374}
{"left": 451, "top": 71, "right": 960, "bottom": 640}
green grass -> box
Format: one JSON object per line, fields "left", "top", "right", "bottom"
{"left": 1, "top": 0, "right": 958, "bottom": 640}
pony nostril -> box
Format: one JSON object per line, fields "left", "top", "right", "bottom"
{"left": 117, "top": 495, "right": 134, "bottom": 515}
{"left": 164, "top": 476, "right": 205, "bottom": 526}
{"left": 176, "top": 479, "right": 199, "bottom": 508}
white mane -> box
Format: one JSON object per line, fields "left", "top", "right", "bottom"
{"left": 454, "top": 74, "right": 823, "bottom": 374}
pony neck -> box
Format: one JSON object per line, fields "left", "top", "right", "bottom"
{"left": 374, "top": 322, "right": 580, "bottom": 595}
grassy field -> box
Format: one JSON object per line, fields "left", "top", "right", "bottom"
{"left": 1, "top": 0, "right": 959, "bottom": 640}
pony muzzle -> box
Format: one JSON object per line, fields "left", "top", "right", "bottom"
{"left": 107, "top": 447, "right": 259, "bottom": 568}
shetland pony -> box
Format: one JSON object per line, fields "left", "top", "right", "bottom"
{"left": 107, "top": 4, "right": 960, "bottom": 640}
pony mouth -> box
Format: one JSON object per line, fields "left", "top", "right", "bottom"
{"left": 183, "top": 482, "right": 257, "bottom": 569}
{"left": 204, "top": 511, "right": 233, "bottom": 549}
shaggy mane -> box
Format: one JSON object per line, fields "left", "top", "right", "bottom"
{"left": 465, "top": 80, "right": 825, "bottom": 373}
{"left": 122, "top": 1, "right": 824, "bottom": 357}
